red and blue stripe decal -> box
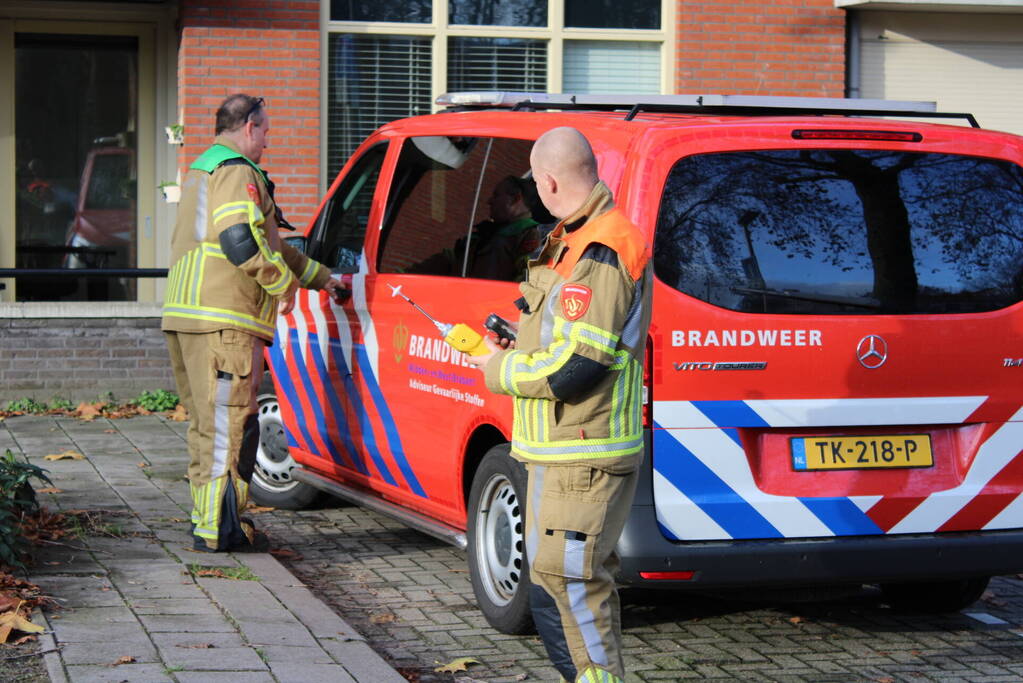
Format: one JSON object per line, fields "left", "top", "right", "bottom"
{"left": 269, "top": 292, "right": 426, "bottom": 498}
{"left": 652, "top": 399, "right": 1023, "bottom": 542}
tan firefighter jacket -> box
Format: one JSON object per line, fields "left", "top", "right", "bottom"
{"left": 162, "top": 137, "right": 330, "bottom": 341}
{"left": 484, "top": 182, "right": 653, "bottom": 469}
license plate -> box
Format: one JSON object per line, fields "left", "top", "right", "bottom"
{"left": 791, "top": 434, "right": 933, "bottom": 471}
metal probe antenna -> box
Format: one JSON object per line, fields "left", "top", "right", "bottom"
{"left": 388, "top": 284, "right": 452, "bottom": 336}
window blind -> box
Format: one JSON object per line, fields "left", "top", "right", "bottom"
{"left": 327, "top": 33, "right": 433, "bottom": 179}
{"left": 563, "top": 41, "right": 660, "bottom": 94}
{"left": 447, "top": 37, "right": 547, "bottom": 92}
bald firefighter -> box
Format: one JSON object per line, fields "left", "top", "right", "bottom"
{"left": 162, "top": 94, "right": 345, "bottom": 552}
{"left": 467, "top": 127, "right": 652, "bottom": 682}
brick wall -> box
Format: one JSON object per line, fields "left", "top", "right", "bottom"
{"left": 676, "top": 0, "right": 846, "bottom": 97}
{"left": 0, "top": 316, "right": 174, "bottom": 403}
{"left": 179, "top": 0, "right": 321, "bottom": 228}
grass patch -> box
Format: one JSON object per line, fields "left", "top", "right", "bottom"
{"left": 60, "top": 510, "right": 137, "bottom": 539}
{"left": 189, "top": 564, "right": 258, "bottom": 581}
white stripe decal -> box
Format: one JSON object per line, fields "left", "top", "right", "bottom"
{"left": 652, "top": 470, "right": 729, "bottom": 540}
{"left": 353, "top": 253, "right": 379, "bottom": 378}
{"left": 307, "top": 290, "right": 330, "bottom": 367}
{"left": 661, "top": 410, "right": 833, "bottom": 538}
{"left": 744, "top": 396, "right": 987, "bottom": 428}
{"left": 329, "top": 285, "right": 354, "bottom": 373}
{"left": 849, "top": 495, "right": 883, "bottom": 514}
{"left": 292, "top": 295, "right": 310, "bottom": 364}
{"left": 275, "top": 314, "right": 291, "bottom": 360}
{"left": 985, "top": 491, "right": 1023, "bottom": 530}
{"left": 889, "top": 407, "right": 1023, "bottom": 533}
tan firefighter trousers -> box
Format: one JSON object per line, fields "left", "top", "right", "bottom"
{"left": 165, "top": 329, "right": 264, "bottom": 551}
{"left": 525, "top": 462, "right": 639, "bottom": 682}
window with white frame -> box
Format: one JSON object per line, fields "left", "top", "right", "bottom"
{"left": 324, "top": 0, "right": 672, "bottom": 180}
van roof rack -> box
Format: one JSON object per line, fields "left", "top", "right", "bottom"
{"left": 435, "top": 92, "right": 980, "bottom": 128}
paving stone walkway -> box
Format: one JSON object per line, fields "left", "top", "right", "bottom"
{"left": 1, "top": 414, "right": 404, "bottom": 683}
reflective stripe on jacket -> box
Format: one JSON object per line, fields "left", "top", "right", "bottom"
{"left": 484, "top": 183, "right": 653, "bottom": 467}
{"left": 162, "top": 138, "right": 329, "bottom": 341}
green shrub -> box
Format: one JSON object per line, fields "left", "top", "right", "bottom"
{"left": 0, "top": 449, "right": 52, "bottom": 569}
{"left": 49, "top": 397, "right": 75, "bottom": 411}
{"left": 133, "top": 389, "right": 179, "bottom": 412}
{"left": 5, "top": 397, "right": 47, "bottom": 414}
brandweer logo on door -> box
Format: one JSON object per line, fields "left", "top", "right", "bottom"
{"left": 393, "top": 321, "right": 409, "bottom": 363}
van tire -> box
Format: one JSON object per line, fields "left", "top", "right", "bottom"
{"left": 880, "top": 576, "right": 990, "bottom": 613}
{"left": 467, "top": 444, "right": 534, "bottom": 635}
{"left": 250, "top": 372, "right": 321, "bottom": 510}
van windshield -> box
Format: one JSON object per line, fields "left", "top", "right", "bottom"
{"left": 654, "top": 149, "right": 1023, "bottom": 314}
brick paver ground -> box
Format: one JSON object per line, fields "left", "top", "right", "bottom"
{"left": 11, "top": 411, "right": 1023, "bottom": 682}
{"left": 0, "top": 415, "right": 402, "bottom": 683}
{"left": 260, "top": 501, "right": 1023, "bottom": 682}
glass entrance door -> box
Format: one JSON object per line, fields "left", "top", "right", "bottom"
{"left": 14, "top": 33, "right": 138, "bottom": 301}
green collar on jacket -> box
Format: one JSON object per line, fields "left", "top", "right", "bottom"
{"left": 189, "top": 138, "right": 267, "bottom": 184}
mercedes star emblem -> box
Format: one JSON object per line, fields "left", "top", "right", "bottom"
{"left": 856, "top": 334, "right": 888, "bottom": 369}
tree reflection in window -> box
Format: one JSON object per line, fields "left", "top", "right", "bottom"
{"left": 449, "top": 0, "right": 546, "bottom": 27}
{"left": 654, "top": 150, "right": 1023, "bottom": 314}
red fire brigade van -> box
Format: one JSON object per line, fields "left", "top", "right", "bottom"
{"left": 256, "top": 93, "right": 1023, "bottom": 634}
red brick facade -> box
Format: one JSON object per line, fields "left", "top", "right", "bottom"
{"left": 676, "top": 0, "right": 846, "bottom": 97}
{"left": 178, "top": 0, "right": 322, "bottom": 227}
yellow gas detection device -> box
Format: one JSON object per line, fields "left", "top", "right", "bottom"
{"left": 390, "top": 286, "right": 489, "bottom": 355}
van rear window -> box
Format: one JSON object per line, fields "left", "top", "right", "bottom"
{"left": 654, "top": 150, "right": 1023, "bottom": 314}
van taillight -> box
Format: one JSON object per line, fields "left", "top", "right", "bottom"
{"left": 643, "top": 335, "right": 653, "bottom": 428}
{"left": 791, "top": 129, "right": 922, "bottom": 142}
{"left": 640, "top": 571, "right": 695, "bottom": 580}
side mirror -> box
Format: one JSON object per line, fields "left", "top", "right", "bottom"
{"left": 330, "top": 245, "right": 361, "bottom": 274}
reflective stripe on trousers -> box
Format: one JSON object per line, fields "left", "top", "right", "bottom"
{"left": 524, "top": 462, "right": 637, "bottom": 681}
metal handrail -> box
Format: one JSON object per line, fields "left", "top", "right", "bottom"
{"left": 0, "top": 268, "right": 168, "bottom": 278}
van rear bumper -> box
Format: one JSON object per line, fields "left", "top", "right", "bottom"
{"left": 616, "top": 502, "right": 1023, "bottom": 587}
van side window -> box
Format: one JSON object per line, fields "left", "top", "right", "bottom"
{"left": 310, "top": 143, "right": 387, "bottom": 272}
{"left": 377, "top": 136, "right": 539, "bottom": 281}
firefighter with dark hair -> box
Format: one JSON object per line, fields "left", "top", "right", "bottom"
{"left": 162, "top": 93, "right": 346, "bottom": 552}
{"left": 467, "top": 127, "right": 652, "bottom": 683}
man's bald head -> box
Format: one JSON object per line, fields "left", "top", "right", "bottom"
{"left": 529, "top": 127, "right": 599, "bottom": 220}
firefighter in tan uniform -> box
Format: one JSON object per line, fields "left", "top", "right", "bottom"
{"left": 468, "top": 127, "right": 652, "bottom": 683}
{"left": 162, "top": 94, "right": 345, "bottom": 552}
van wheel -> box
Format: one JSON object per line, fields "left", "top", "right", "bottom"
{"left": 250, "top": 374, "right": 321, "bottom": 510}
{"left": 467, "top": 444, "right": 534, "bottom": 634}
{"left": 880, "top": 576, "right": 990, "bottom": 613}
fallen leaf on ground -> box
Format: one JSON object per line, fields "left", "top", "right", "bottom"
{"left": 11, "top": 633, "right": 37, "bottom": 645}
{"left": 269, "top": 548, "right": 302, "bottom": 560}
{"left": 370, "top": 612, "right": 396, "bottom": 624}
{"left": 513, "top": 674, "right": 528, "bottom": 681}
{"left": 244, "top": 505, "right": 275, "bottom": 513}
{"left": 137, "top": 462, "right": 149, "bottom": 468}
{"left": 0, "top": 610, "right": 45, "bottom": 643}
{"left": 44, "top": 450, "right": 84, "bottom": 461}
{"left": 112, "top": 655, "right": 136, "bottom": 665}
{"left": 167, "top": 404, "right": 189, "bottom": 421}
{"left": 0, "top": 593, "right": 19, "bottom": 613}
{"left": 194, "top": 568, "right": 226, "bottom": 578}
{"left": 104, "top": 429, "right": 117, "bottom": 434}
{"left": 75, "top": 402, "right": 105, "bottom": 420}
{"left": 434, "top": 657, "right": 481, "bottom": 673}
{"left": 35, "top": 487, "right": 62, "bottom": 494}
{"left": 789, "top": 616, "right": 804, "bottom": 624}
{"left": 178, "top": 642, "right": 214, "bottom": 649}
